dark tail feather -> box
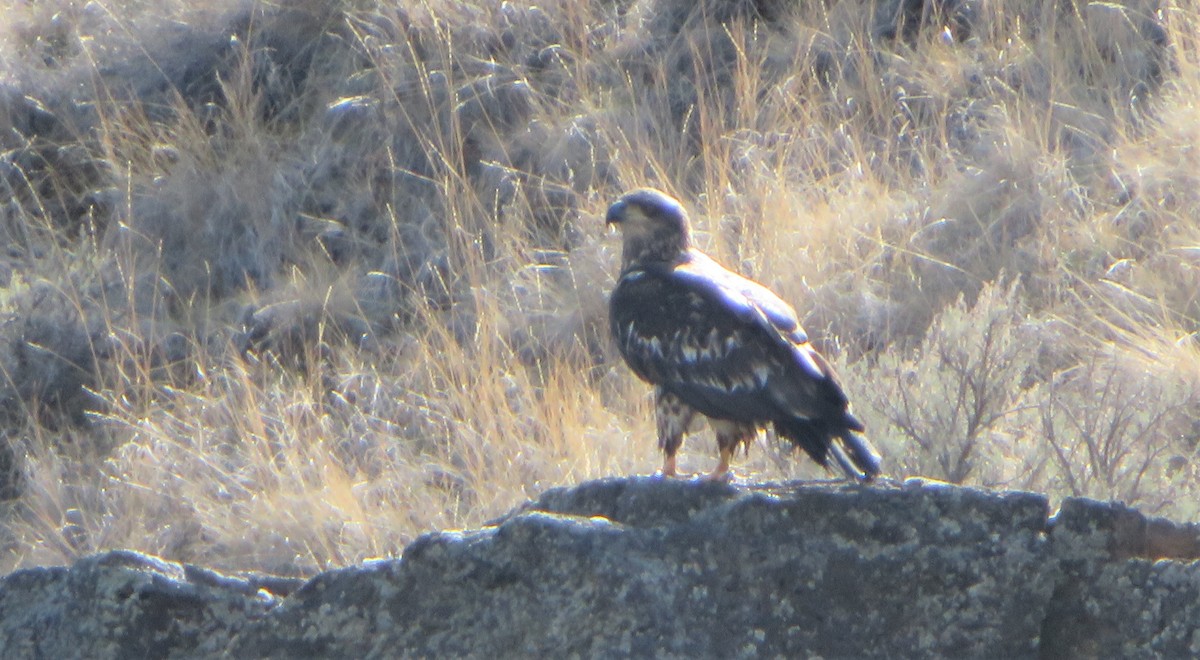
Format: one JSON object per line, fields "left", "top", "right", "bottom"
{"left": 832, "top": 430, "right": 882, "bottom": 481}
{"left": 775, "top": 418, "right": 882, "bottom": 481}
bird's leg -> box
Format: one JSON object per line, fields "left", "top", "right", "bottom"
{"left": 657, "top": 446, "right": 694, "bottom": 479}
{"left": 700, "top": 444, "right": 735, "bottom": 482}
{"left": 655, "top": 390, "right": 693, "bottom": 478}
{"left": 656, "top": 429, "right": 689, "bottom": 478}
{"left": 660, "top": 452, "right": 679, "bottom": 478}
{"left": 702, "top": 421, "right": 751, "bottom": 482}
{"left": 657, "top": 450, "right": 693, "bottom": 478}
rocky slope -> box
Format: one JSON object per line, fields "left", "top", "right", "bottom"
{"left": 1, "top": 477, "right": 1198, "bottom": 658}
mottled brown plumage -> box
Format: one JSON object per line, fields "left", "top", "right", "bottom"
{"left": 606, "top": 188, "right": 881, "bottom": 481}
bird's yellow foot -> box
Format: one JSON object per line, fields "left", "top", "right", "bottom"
{"left": 656, "top": 455, "right": 691, "bottom": 479}
{"left": 696, "top": 447, "right": 735, "bottom": 482}
{"left": 699, "top": 469, "right": 735, "bottom": 483}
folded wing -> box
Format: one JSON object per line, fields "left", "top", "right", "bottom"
{"left": 609, "top": 252, "right": 853, "bottom": 428}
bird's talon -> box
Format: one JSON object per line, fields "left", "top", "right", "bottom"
{"left": 655, "top": 469, "right": 692, "bottom": 479}
{"left": 699, "top": 471, "right": 735, "bottom": 483}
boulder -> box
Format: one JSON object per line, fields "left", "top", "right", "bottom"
{"left": 1, "top": 477, "right": 1197, "bottom": 658}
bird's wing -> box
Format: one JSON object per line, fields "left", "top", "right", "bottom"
{"left": 610, "top": 254, "right": 847, "bottom": 423}
{"left": 671, "top": 253, "right": 816, "bottom": 357}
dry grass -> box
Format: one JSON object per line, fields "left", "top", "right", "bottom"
{"left": 0, "top": 0, "right": 1197, "bottom": 575}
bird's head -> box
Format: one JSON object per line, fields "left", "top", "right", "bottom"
{"left": 606, "top": 188, "right": 692, "bottom": 268}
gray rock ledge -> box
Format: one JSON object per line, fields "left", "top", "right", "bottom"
{"left": 1, "top": 477, "right": 1198, "bottom": 658}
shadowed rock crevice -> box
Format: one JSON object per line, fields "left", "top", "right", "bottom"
{"left": 0, "top": 478, "right": 1197, "bottom": 658}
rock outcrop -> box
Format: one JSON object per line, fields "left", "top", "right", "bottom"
{"left": 1, "top": 477, "right": 1198, "bottom": 658}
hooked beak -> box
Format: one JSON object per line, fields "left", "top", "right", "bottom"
{"left": 605, "top": 200, "right": 626, "bottom": 226}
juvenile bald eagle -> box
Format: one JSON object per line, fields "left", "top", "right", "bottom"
{"left": 606, "top": 188, "right": 882, "bottom": 482}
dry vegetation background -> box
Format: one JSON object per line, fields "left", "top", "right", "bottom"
{"left": 0, "top": 0, "right": 1197, "bottom": 575}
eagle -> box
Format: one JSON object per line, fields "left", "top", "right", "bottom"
{"left": 606, "top": 188, "right": 882, "bottom": 482}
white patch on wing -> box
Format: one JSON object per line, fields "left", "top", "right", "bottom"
{"left": 621, "top": 322, "right": 637, "bottom": 353}
{"left": 702, "top": 376, "right": 732, "bottom": 392}
{"left": 628, "top": 331, "right": 665, "bottom": 360}
{"left": 724, "top": 332, "right": 741, "bottom": 353}
{"left": 681, "top": 343, "right": 698, "bottom": 362}
{"left": 703, "top": 328, "right": 722, "bottom": 360}
{"left": 621, "top": 320, "right": 668, "bottom": 361}
{"left": 674, "top": 329, "right": 733, "bottom": 365}
{"left": 737, "top": 372, "right": 757, "bottom": 391}
{"left": 700, "top": 371, "right": 766, "bottom": 394}
{"left": 753, "top": 363, "right": 771, "bottom": 386}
